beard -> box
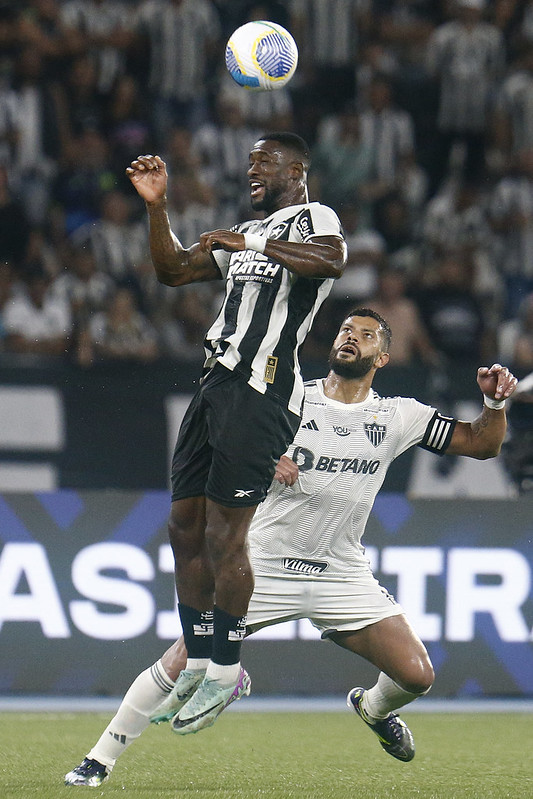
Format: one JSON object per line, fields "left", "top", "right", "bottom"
{"left": 328, "top": 347, "right": 376, "bottom": 379}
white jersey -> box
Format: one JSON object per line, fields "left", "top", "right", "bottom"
{"left": 208, "top": 202, "right": 344, "bottom": 415}
{"left": 249, "top": 379, "right": 456, "bottom": 579}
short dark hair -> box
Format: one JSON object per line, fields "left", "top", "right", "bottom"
{"left": 259, "top": 131, "right": 311, "bottom": 169}
{"left": 344, "top": 307, "right": 392, "bottom": 352}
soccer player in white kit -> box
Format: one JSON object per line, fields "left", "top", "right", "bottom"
{"left": 65, "top": 309, "right": 518, "bottom": 786}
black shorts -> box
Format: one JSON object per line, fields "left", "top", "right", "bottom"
{"left": 171, "top": 363, "right": 301, "bottom": 507}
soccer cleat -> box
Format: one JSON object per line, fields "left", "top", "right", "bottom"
{"left": 347, "top": 687, "right": 415, "bottom": 762}
{"left": 64, "top": 757, "right": 110, "bottom": 787}
{"left": 150, "top": 668, "right": 206, "bottom": 724}
{"left": 171, "top": 667, "right": 251, "bottom": 735}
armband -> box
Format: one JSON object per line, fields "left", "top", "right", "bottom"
{"left": 484, "top": 394, "right": 505, "bottom": 410}
{"left": 244, "top": 232, "right": 267, "bottom": 254}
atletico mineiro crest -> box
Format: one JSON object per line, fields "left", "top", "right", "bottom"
{"left": 364, "top": 421, "right": 387, "bottom": 446}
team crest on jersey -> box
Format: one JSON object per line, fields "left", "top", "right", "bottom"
{"left": 364, "top": 421, "right": 387, "bottom": 446}
{"left": 268, "top": 222, "right": 288, "bottom": 239}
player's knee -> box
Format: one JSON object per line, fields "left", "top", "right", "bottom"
{"left": 401, "top": 660, "right": 435, "bottom": 695}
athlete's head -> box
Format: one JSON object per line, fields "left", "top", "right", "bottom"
{"left": 248, "top": 132, "right": 311, "bottom": 213}
{"left": 328, "top": 308, "right": 391, "bottom": 379}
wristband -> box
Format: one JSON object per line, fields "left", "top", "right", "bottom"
{"left": 484, "top": 394, "right": 505, "bottom": 410}
{"left": 244, "top": 232, "right": 267, "bottom": 254}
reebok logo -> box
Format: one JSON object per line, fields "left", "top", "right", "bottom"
{"left": 234, "top": 489, "right": 254, "bottom": 498}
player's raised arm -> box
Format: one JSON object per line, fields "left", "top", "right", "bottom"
{"left": 126, "top": 155, "right": 221, "bottom": 287}
{"left": 446, "top": 364, "right": 518, "bottom": 459}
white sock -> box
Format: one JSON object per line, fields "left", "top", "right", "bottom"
{"left": 185, "top": 658, "right": 210, "bottom": 672}
{"left": 87, "top": 660, "right": 174, "bottom": 770}
{"left": 205, "top": 661, "right": 241, "bottom": 685}
{"left": 362, "top": 672, "right": 430, "bottom": 722}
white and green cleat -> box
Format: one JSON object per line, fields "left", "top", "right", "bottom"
{"left": 171, "top": 667, "right": 251, "bottom": 735}
{"left": 150, "top": 668, "right": 206, "bottom": 724}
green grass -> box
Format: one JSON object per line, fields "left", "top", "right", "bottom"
{"left": 1, "top": 711, "right": 532, "bottom": 798}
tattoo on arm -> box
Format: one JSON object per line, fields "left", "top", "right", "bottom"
{"left": 471, "top": 407, "right": 490, "bottom": 436}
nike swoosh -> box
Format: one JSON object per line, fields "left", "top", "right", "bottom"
{"left": 173, "top": 701, "right": 225, "bottom": 728}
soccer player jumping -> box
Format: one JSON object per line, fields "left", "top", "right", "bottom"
{"left": 124, "top": 134, "right": 346, "bottom": 734}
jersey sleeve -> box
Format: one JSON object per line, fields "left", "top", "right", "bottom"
{"left": 209, "top": 223, "right": 242, "bottom": 279}
{"left": 418, "top": 409, "right": 457, "bottom": 455}
{"left": 292, "top": 204, "right": 344, "bottom": 243}
{"left": 394, "top": 397, "right": 457, "bottom": 457}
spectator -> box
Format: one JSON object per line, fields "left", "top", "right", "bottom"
{"left": 70, "top": 188, "right": 148, "bottom": 286}
{"left": 193, "top": 95, "right": 260, "bottom": 220}
{"left": 329, "top": 203, "right": 385, "bottom": 304}
{"left": 367, "top": 266, "right": 438, "bottom": 366}
{"left": 3, "top": 262, "right": 72, "bottom": 357}
{"left": 312, "top": 102, "right": 382, "bottom": 224}
{"left": 290, "top": 0, "right": 372, "bottom": 123}
{"left": 83, "top": 285, "right": 159, "bottom": 365}
{"left": 426, "top": 0, "right": 506, "bottom": 194}
{"left": 51, "top": 245, "right": 115, "bottom": 328}
{"left": 492, "top": 42, "right": 533, "bottom": 164}
{"left": 489, "top": 147, "right": 533, "bottom": 317}
{"left": 10, "top": 45, "right": 66, "bottom": 225}
{"left": 52, "top": 127, "right": 118, "bottom": 235}
{"left": 374, "top": 191, "right": 419, "bottom": 272}
{"left": 132, "top": 0, "right": 222, "bottom": 145}
{"left": 414, "top": 254, "right": 490, "bottom": 367}
{"left": 0, "top": 261, "right": 16, "bottom": 351}
{"left": 59, "top": 0, "right": 132, "bottom": 95}
{"left": 359, "top": 75, "right": 416, "bottom": 186}
{"left": 508, "top": 292, "right": 533, "bottom": 373}
{"left": 0, "top": 164, "right": 31, "bottom": 270}
{"left": 18, "top": 0, "right": 71, "bottom": 82}
{"left": 104, "top": 74, "right": 153, "bottom": 165}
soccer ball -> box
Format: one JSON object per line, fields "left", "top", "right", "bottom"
{"left": 225, "top": 20, "right": 298, "bottom": 92}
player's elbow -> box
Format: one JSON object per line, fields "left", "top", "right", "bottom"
{"left": 473, "top": 442, "right": 502, "bottom": 460}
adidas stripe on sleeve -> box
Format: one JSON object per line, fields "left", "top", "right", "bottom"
{"left": 419, "top": 410, "right": 457, "bottom": 455}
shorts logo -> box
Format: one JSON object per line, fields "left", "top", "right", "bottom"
{"left": 364, "top": 422, "right": 387, "bottom": 446}
{"left": 283, "top": 557, "right": 328, "bottom": 574}
{"left": 264, "top": 355, "right": 278, "bottom": 384}
{"left": 234, "top": 489, "right": 254, "bottom": 498}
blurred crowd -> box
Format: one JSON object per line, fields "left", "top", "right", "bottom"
{"left": 0, "top": 0, "right": 532, "bottom": 386}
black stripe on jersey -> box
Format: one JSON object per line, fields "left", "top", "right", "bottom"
{"left": 234, "top": 276, "right": 283, "bottom": 380}
{"left": 267, "top": 276, "right": 324, "bottom": 402}
{"left": 219, "top": 281, "right": 245, "bottom": 342}
{"left": 419, "top": 410, "right": 457, "bottom": 455}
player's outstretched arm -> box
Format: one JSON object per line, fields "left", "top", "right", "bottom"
{"left": 200, "top": 229, "right": 347, "bottom": 280}
{"left": 446, "top": 364, "right": 518, "bottom": 459}
{"left": 126, "top": 155, "right": 220, "bottom": 287}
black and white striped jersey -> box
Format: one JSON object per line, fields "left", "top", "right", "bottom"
{"left": 208, "top": 202, "right": 344, "bottom": 415}
{"left": 248, "top": 379, "right": 456, "bottom": 578}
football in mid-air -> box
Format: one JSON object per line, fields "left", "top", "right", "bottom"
{"left": 225, "top": 20, "right": 298, "bottom": 92}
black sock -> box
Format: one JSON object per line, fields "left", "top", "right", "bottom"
{"left": 211, "top": 605, "right": 247, "bottom": 665}
{"left": 177, "top": 604, "right": 213, "bottom": 659}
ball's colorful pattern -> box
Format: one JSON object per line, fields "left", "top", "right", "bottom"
{"left": 225, "top": 21, "right": 298, "bottom": 91}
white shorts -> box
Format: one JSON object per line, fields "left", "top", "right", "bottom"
{"left": 246, "top": 571, "right": 404, "bottom": 639}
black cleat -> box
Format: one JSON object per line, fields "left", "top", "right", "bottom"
{"left": 347, "top": 687, "right": 415, "bottom": 762}
{"left": 64, "top": 757, "right": 110, "bottom": 787}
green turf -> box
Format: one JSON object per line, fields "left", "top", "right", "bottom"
{"left": 1, "top": 711, "right": 532, "bottom": 798}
